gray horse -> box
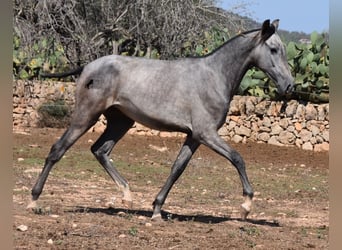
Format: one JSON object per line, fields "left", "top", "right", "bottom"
{"left": 28, "top": 19, "right": 294, "bottom": 221}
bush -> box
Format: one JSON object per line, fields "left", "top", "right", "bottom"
{"left": 37, "top": 98, "right": 71, "bottom": 128}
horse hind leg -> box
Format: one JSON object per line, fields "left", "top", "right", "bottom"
{"left": 152, "top": 136, "right": 200, "bottom": 221}
{"left": 90, "top": 108, "right": 134, "bottom": 208}
{"left": 28, "top": 113, "right": 100, "bottom": 210}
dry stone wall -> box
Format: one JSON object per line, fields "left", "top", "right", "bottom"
{"left": 13, "top": 80, "right": 329, "bottom": 151}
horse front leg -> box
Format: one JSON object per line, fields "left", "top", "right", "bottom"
{"left": 152, "top": 137, "right": 200, "bottom": 221}
{"left": 199, "top": 131, "right": 254, "bottom": 220}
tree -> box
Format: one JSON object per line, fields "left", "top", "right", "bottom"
{"left": 13, "top": 0, "right": 249, "bottom": 74}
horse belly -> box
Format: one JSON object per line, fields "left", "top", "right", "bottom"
{"left": 114, "top": 97, "right": 192, "bottom": 133}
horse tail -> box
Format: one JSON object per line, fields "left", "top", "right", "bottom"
{"left": 40, "top": 66, "right": 84, "bottom": 79}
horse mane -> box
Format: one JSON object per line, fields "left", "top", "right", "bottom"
{"left": 188, "top": 28, "right": 262, "bottom": 59}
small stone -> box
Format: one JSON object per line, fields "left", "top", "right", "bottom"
{"left": 294, "top": 122, "right": 302, "bottom": 131}
{"left": 322, "top": 131, "right": 329, "bottom": 142}
{"left": 17, "top": 225, "right": 28, "bottom": 232}
{"left": 302, "top": 142, "right": 313, "bottom": 151}
{"left": 17, "top": 158, "right": 24, "bottom": 162}
{"left": 118, "top": 234, "right": 126, "bottom": 238}
{"left": 299, "top": 129, "right": 312, "bottom": 142}
{"left": 138, "top": 216, "right": 146, "bottom": 221}
{"left": 258, "top": 132, "right": 270, "bottom": 142}
{"left": 232, "top": 135, "right": 243, "bottom": 143}
{"left": 145, "top": 222, "right": 152, "bottom": 227}
{"left": 270, "top": 124, "right": 283, "bottom": 135}
{"left": 305, "top": 103, "right": 318, "bottom": 120}
{"left": 235, "top": 126, "right": 251, "bottom": 137}
{"left": 47, "top": 239, "right": 53, "bottom": 244}
{"left": 268, "top": 136, "right": 283, "bottom": 146}
{"left": 117, "top": 211, "right": 126, "bottom": 216}
{"left": 262, "top": 117, "right": 272, "bottom": 127}
{"left": 278, "top": 131, "right": 295, "bottom": 144}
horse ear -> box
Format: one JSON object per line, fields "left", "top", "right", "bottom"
{"left": 260, "top": 19, "right": 276, "bottom": 41}
{"left": 271, "top": 19, "right": 280, "bottom": 31}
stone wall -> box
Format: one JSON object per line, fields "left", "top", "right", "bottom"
{"left": 13, "top": 80, "right": 329, "bottom": 151}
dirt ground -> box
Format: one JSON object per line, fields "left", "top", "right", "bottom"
{"left": 13, "top": 128, "right": 329, "bottom": 249}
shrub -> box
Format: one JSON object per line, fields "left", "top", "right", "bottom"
{"left": 37, "top": 98, "right": 71, "bottom": 128}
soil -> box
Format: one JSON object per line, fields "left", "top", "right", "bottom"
{"left": 13, "top": 128, "right": 329, "bottom": 249}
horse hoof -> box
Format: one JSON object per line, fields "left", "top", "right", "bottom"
{"left": 122, "top": 199, "right": 133, "bottom": 209}
{"left": 151, "top": 213, "right": 163, "bottom": 222}
{"left": 240, "top": 204, "right": 251, "bottom": 220}
{"left": 26, "top": 200, "right": 38, "bottom": 210}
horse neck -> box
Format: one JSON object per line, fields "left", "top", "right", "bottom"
{"left": 206, "top": 32, "right": 257, "bottom": 97}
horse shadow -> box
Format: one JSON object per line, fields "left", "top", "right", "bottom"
{"left": 66, "top": 206, "right": 281, "bottom": 227}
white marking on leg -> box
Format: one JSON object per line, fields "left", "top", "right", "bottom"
{"left": 240, "top": 196, "right": 253, "bottom": 220}
{"left": 26, "top": 200, "right": 38, "bottom": 210}
{"left": 151, "top": 213, "right": 162, "bottom": 222}
{"left": 120, "top": 185, "right": 133, "bottom": 208}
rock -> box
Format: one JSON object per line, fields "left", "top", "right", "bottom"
{"left": 295, "top": 104, "right": 306, "bottom": 119}
{"left": 267, "top": 102, "right": 278, "bottom": 116}
{"left": 218, "top": 126, "right": 229, "bottom": 136}
{"left": 295, "top": 138, "right": 303, "bottom": 148}
{"left": 232, "top": 135, "right": 243, "bottom": 143}
{"left": 302, "top": 142, "right": 313, "bottom": 151}
{"left": 226, "top": 120, "right": 237, "bottom": 131}
{"left": 17, "top": 225, "right": 28, "bottom": 232}
{"left": 235, "top": 126, "right": 251, "bottom": 137}
{"left": 270, "top": 124, "right": 283, "bottom": 135}
{"left": 310, "top": 125, "right": 320, "bottom": 136}
{"left": 245, "top": 98, "right": 255, "bottom": 115}
{"left": 228, "top": 99, "right": 240, "bottom": 115}
{"left": 317, "top": 105, "right": 326, "bottom": 121}
{"left": 259, "top": 126, "right": 271, "bottom": 133}
{"left": 268, "top": 136, "right": 282, "bottom": 146}
{"left": 322, "top": 131, "right": 329, "bottom": 142}
{"left": 298, "top": 129, "right": 312, "bottom": 142}
{"left": 310, "top": 137, "right": 317, "bottom": 145}
{"left": 279, "top": 118, "right": 289, "bottom": 129}
{"left": 47, "top": 239, "right": 54, "bottom": 245}
{"left": 238, "top": 96, "right": 247, "bottom": 115}
{"left": 278, "top": 131, "right": 295, "bottom": 144}
{"left": 286, "top": 125, "right": 295, "bottom": 133}
{"left": 314, "top": 142, "right": 329, "bottom": 152}
{"left": 294, "top": 122, "right": 302, "bottom": 131}
{"left": 255, "top": 101, "right": 269, "bottom": 116}
{"left": 285, "top": 100, "right": 298, "bottom": 117}
{"left": 258, "top": 132, "right": 270, "bottom": 142}
{"left": 262, "top": 117, "right": 272, "bottom": 128}
{"left": 305, "top": 103, "right": 318, "bottom": 120}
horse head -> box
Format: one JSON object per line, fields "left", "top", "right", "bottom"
{"left": 251, "top": 19, "right": 295, "bottom": 96}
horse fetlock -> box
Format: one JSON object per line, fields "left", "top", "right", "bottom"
{"left": 26, "top": 200, "right": 38, "bottom": 210}
{"left": 151, "top": 213, "right": 163, "bottom": 222}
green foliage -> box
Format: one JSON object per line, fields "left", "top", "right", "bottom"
{"left": 13, "top": 35, "right": 69, "bottom": 80}
{"left": 128, "top": 227, "right": 138, "bottom": 236}
{"left": 182, "top": 27, "right": 229, "bottom": 57}
{"left": 240, "top": 32, "right": 329, "bottom": 103}
{"left": 37, "top": 98, "right": 71, "bottom": 128}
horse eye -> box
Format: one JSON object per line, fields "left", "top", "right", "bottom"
{"left": 270, "top": 48, "right": 278, "bottom": 54}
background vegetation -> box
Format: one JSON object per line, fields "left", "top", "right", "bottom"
{"left": 13, "top": 0, "right": 329, "bottom": 103}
